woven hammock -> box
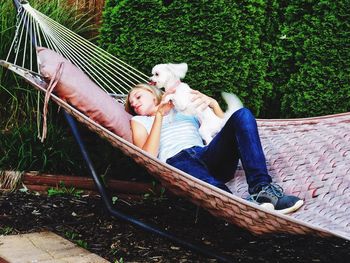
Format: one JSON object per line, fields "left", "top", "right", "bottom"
{"left": 2, "top": 1, "right": 350, "bottom": 241}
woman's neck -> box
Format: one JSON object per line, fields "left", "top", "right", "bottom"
{"left": 148, "top": 106, "right": 159, "bottom": 116}
{"left": 149, "top": 105, "right": 170, "bottom": 117}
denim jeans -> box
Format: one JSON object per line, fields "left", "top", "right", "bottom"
{"left": 166, "top": 108, "right": 272, "bottom": 193}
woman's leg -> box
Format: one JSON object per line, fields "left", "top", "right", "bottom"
{"left": 166, "top": 147, "right": 231, "bottom": 193}
{"left": 200, "top": 108, "right": 272, "bottom": 192}
{"left": 200, "top": 108, "right": 303, "bottom": 214}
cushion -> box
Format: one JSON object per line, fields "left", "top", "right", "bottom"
{"left": 37, "top": 47, "right": 132, "bottom": 142}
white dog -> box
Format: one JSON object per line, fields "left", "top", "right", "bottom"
{"left": 149, "top": 63, "right": 243, "bottom": 144}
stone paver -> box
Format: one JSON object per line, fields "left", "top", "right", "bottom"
{"left": 0, "top": 232, "right": 109, "bottom": 263}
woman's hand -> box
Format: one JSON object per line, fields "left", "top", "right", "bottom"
{"left": 190, "top": 90, "right": 224, "bottom": 118}
{"left": 190, "top": 90, "right": 218, "bottom": 111}
{"left": 156, "top": 99, "right": 174, "bottom": 116}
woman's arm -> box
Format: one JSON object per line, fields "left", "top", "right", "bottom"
{"left": 131, "top": 101, "right": 173, "bottom": 158}
{"left": 131, "top": 113, "right": 162, "bottom": 157}
{"left": 208, "top": 99, "right": 224, "bottom": 118}
{"left": 190, "top": 90, "right": 224, "bottom": 118}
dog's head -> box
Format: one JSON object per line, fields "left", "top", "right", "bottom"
{"left": 149, "top": 63, "right": 188, "bottom": 90}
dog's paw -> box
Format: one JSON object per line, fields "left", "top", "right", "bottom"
{"left": 163, "top": 94, "right": 173, "bottom": 103}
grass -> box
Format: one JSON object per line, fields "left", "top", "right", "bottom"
{"left": 143, "top": 181, "right": 167, "bottom": 202}
{"left": 0, "top": 0, "right": 97, "bottom": 175}
{"left": 47, "top": 182, "right": 83, "bottom": 197}
{"left": 0, "top": 119, "right": 84, "bottom": 173}
{"left": 0, "top": 226, "right": 13, "bottom": 235}
{"left": 64, "top": 231, "right": 88, "bottom": 249}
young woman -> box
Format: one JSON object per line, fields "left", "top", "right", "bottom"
{"left": 125, "top": 84, "right": 303, "bottom": 214}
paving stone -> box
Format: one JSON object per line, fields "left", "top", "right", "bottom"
{"left": 0, "top": 232, "right": 109, "bottom": 263}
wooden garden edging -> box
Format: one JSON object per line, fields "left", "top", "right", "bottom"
{"left": 1, "top": 171, "right": 156, "bottom": 197}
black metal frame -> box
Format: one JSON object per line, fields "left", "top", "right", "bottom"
{"left": 11, "top": 1, "right": 234, "bottom": 262}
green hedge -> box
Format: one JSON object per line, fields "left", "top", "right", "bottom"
{"left": 99, "top": 0, "right": 350, "bottom": 118}
{"left": 274, "top": 1, "right": 350, "bottom": 117}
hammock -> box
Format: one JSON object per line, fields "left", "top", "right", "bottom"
{"left": 2, "top": 1, "right": 350, "bottom": 241}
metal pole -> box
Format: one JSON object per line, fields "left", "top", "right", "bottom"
{"left": 63, "top": 111, "right": 233, "bottom": 263}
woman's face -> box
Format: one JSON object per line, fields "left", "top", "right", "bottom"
{"left": 129, "top": 88, "right": 158, "bottom": 116}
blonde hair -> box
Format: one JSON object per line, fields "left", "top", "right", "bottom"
{"left": 125, "top": 84, "right": 163, "bottom": 115}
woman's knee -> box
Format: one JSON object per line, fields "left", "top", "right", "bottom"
{"left": 228, "top": 107, "right": 256, "bottom": 127}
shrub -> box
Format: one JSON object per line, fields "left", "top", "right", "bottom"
{"left": 99, "top": 0, "right": 350, "bottom": 117}
{"left": 99, "top": 0, "right": 273, "bottom": 115}
{"left": 273, "top": 1, "right": 350, "bottom": 117}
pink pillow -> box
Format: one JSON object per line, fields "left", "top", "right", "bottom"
{"left": 37, "top": 47, "right": 132, "bottom": 142}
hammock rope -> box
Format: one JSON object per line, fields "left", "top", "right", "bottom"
{"left": 32, "top": 9, "right": 140, "bottom": 91}
{"left": 2, "top": 1, "right": 350, "bottom": 241}
{"left": 7, "top": 2, "right": 149, "bottom": 96}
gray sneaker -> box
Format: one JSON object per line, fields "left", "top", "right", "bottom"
{"left": 248, "top": 183, "right": 304, "bottom": 214}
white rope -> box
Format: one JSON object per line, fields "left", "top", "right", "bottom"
{"left": 39, "top": 26, "right": 133, "bottom": 94}
{"left": 42, "top": 26, "right": 116, "bottom": 94}
{"left": 22, "top": 13, "right": 29, "bottom": 68}
{"left": 35, "top": 20, "right": 137, "bottom": 93}
{"left": 6, "top": 5, "right": 25, "bottom": 61}
{"left": 6, "top": 2, "right": 150, "bottom": 97}
{"left": 27, "top": 5, "right": 149, "bottom": 85}
{"left": 35, "top": 19, "right": 42, "bottom": 47}
{"left": 32, "top": 11, "right": 146, "bottom": 91}
{"left": 33, "top": 19, "right": 42, "bottom": 72}
{"left": 32, "top": 18, "right": 43, "bottom": 139}
{"left": 13, "top": 10, "right": 28, "bottom": 65}
{"left": 29, "top": 13, "right": 34, "bottom": 71}
{"left": 32, "top": 11, "right": 120, "bottom": 94}
{"left": 31, "top": 6, "right": 149, "bottom": 81}
{"left": 26, "top": 7, "right": 55, "bottom": 54}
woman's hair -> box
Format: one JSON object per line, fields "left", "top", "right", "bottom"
{"left": 125, "top": 83, "right": 163, "bottom": 115}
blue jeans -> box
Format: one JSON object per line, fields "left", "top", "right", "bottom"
{"left": 166, "top": 108, "right": 272, "bottom": 193}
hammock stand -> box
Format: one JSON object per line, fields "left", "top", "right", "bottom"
{"left": 2, "top": 0, "right": 350, "bottom": 254}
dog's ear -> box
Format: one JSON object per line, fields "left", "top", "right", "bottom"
{"left": 151, "top": 64, "right": 165, "bottom": 75}
{"left": 166, "top": 63, "right": 188, "bottom": 79}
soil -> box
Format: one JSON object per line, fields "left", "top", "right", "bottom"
{"left": 0, "top": 190, "right": 349, "bottom": 263}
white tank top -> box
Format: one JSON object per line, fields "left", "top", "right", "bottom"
{"left": 132, "top": 112, "right": 204, "bottom": 162}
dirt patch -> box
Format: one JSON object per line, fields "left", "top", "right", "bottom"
{"left": 0, "top": 190, "right": 349, "bottom": 262}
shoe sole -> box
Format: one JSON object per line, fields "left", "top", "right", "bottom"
{"left": 260, "top": 203, "right": 275, "bottom": 210}
{"left": 275, "top": 199, "right": 304, "bottom": 214}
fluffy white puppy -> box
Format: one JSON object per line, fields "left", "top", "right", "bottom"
{"left": 150, "top": 63, "right": 243, "bottom": 144}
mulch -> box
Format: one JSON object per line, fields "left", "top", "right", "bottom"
{"left": 0, "top": 190, "right": 349, "bottom": 263}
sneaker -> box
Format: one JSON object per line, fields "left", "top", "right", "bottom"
{"left": 248, "top": 183, "right": 304, "bottom": 214}
{"left": 246, "top": 195, "right": 275, "bottom": 211}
